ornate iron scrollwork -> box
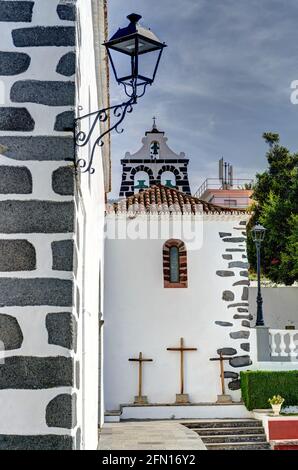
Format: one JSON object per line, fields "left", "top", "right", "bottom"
{"left": 75, "top": 96, "right": 136, "bottom": 174}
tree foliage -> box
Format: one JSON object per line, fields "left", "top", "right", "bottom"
{"left": 247, "top": 134, "right": 298, "bottom": 285}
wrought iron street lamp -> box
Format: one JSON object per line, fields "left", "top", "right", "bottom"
{"left": 75, "top": 13, "right": 167, "bottom": 173}
{"left": 251, "top": 222, "right": 267, "bottom": 326}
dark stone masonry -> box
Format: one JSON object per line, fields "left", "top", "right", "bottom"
{"left": 52, "top": 239, "right": 74, "bottom": 271}
{"left": 46, "top": 394, "right": 77, "bottom": 429}
{"left": 233, "top": 280, "right": 249, "bottom": 286}
{"left": 216, "top": 270, "right": 235, "bottom": 277}
{"left": 0, "top": 107, "right": 34, "bottom": 131}
{"left": 241, "top": 343, "right": 250, "bottom": 352}
{"left": 54, "top": 110, "right": 74, "bottom": 132}
{"left": 0, "top": 136, "right": 74, "bottom": 161}
{"left": 0, "top": 200, "right": 74, "bottom": 233}
{"left": 242, "top": 320, "right": 251, "bottom": 328}
{"left": 0, "top": 314, "right": 23, "bottom": 350}
{"left": 230, "top": 330, "right": 250, "bottom": 340}
{"left": 228, "top": 261, "right": 249, "bottom": 269}
{"left": 0, "top": 52, "right": 30, "bottom": 75}
{"left": 11, "top": 80, "right": 75, "bottom": 107}
{"left": 215, "top": 321, "right": 233, "bottom": 327}
{"left": 217, "top": 348, "right": 236, "bottom": 356}
{"left": 0, "top": 434, "right": 73, "bottom": 451}
{"left": 228, "top": 379, "right": 241, "bottom": 390}
{"left": 222, "top": 254, "right": 232, "bottom": 260}
{"left": 0, "top": 278, "right": 73, "bottom": 307}
{"left": 224, "top": 371, "right": 238, "bottom": 379}
{"left": 57, "top": 4, "right": 76, "bottom": 21}
{"left": 222, "top": 290, "right": 234, "bottom": 301}
{"left": 12, "top": 26, "right": 75, "bottom": 47}
{"left": 227, "top": 302, "right": 249, "bottom": 309}
{"left": 0, "top": 165, "right": 32, "bottom": 194}
{"left": 234, "top": 314, "right": 253, "bottom": 320}
{"left": 0, "top": 356, "right": 73, "bottom": 389}
{"left": 229, "top": 355, "right": 252, "bottom": 368}
{"left": 219, "top": 232, "right": 231, "bottom": 238}
{"left": 52, "top": 166, "right": 75, "bottom": 196}
{"left": 46, "top": 312, "right": 77, "bottom": 350}
{"left": 0, "top": 239, "right": 36, "bottom": 271}
{"left": 0, "top": 1, "right": 34, "bottom": 22}
{"left": 56, "top": 52, "right": 76, "bottom": 76}
{"left": 241, "top": 287, "right": 249, "bottom": 300}
{"left": 223, "top": 237, "right": 246, "bottom": 243}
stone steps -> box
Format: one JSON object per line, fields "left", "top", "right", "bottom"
{"left": 201, "top": 434, "right": 267, "bottom": 444}
{"left": 183, "top": 419, "right": 271, "bottom": 451}
{"left": 206, "top": 442, "right": 271, "bottom": 450}
{"left": 185, "top": 419, "right": 261, "bottom": 429}
{"left": 193, "top": 426, "right": 264, "bottom": 436}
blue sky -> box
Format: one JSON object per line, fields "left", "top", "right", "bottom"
{"left": 108, "top": 0, "right": 298, "bottom": 197}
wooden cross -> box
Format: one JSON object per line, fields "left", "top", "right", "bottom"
{"left": 167, "top": 338, "right": 197, "bottom": 395}
{"left": 209, "top": 352, "right": 231, "bottom": 395}
{"left": 128, "top": 352, "right": 153, "bottom": 401}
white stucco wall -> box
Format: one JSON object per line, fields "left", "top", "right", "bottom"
{"left": 249, "top": 285, "right": 298, "bottom": 329}
{"left": 104, "top": 214, "right": 252, "bottom": 411}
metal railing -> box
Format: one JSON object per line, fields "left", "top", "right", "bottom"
{"left": 194, "top": 178, "right": 254, "bottom": 199}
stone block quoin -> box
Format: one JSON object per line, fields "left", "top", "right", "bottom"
{"left": 46, "top": 312, "right": 77, "bottom": 351}
{"left": 0, "top": 356, "right": 74, "bottom": 389}
{"left": 0, "top": 107, "right": 34, "bottom": 131}
{"left": 12, "top": 26, "right": 75, "bottom": 47}
{"left": 0, "top": 166, "right": 32, "bottom": 194}
{"left": 46, "top": 393, "right": 77, "bottom": 428}
{"left": 11, "top": 80, "right": 75, "bottom": 107}
{"left": 0, "top": 137, "right": 74, "bottom": 161}
{"left": 0, "top": 52, "right": 31, "bottom": 76}
{"left": 0, "top": 239, "right": 36, "bottom": 271}
{"left": 0, "top": 1, "right": 34, "bottom": 23}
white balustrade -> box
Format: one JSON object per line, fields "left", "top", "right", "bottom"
{"left": 270, "top": 329, "right": 298, "bottom": 360}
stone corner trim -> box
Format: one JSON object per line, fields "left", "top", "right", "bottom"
{"left": 0, "top": 52, "right": 31, "bottom": 76}
{"left": 46, "top": 311, "right": 77, "bottom": 350}
{"left": 56, "top": 52, "right": 75, "bottom": 77}
{"left": 0, "top": 434, "right": 74, "bottom": 451}
{"left": 0, "top": 1, "right": 34, "bottom": 23}
{"left": 0, "top": 278, "right": 73, "bottom": 307}
{"left": 52, "top": 239, "right": 74, "bottom": 271}
{"left": 12, "top": 26, "right": 75, "bottom": 48}
{"left": 0, "top": 239, "right": 36, "bottom": 271}
{"left": 52, "top": 166, "right": 75, "bottom": 196}
{"left": 0, "top": 107, "right": 34, "bottom": 131}
{"left": 0, "top": 356, "right": 74, "bottom": 389}
{"left": 0, "top": 200, "right": 74, "bottom": 233}
{"left": 57, "top": 4, "right": 76, "bottom": 22}
{"left": 0, "top": 166, "right": 32, "bottom": 194}
{"left": 46, "top": 393, "right": 77, "bottom": 429}
{"left": 0, "top": 314, "right": 23, "bottom": 350}
{"left": 11, "top": 80, "right": 75, "bottom": 107}
{"left": 0, "top": 136, "right": 74, "bottom": 161}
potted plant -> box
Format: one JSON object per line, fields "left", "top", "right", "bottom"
{"left": 268, "top": 395, "right": 285, "bottom": 415}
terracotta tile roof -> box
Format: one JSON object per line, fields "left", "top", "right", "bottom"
{"left": 112, "top": 185, "right": 247, "bottom": 214}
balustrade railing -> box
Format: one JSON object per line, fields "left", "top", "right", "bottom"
{"left": 270, "top": 329, "right": 298, "bottom": 359}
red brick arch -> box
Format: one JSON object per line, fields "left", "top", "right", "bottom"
{"left": 163, "top": 239, "right": 188, "bottom": 288}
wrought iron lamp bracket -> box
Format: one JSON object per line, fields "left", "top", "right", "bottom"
{"left": 75, "top": 94, "right": 139, "bottom": 174}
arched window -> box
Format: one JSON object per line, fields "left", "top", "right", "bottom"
{"left": 161, "top": 171, "right": 176, "bottom": 188}
{"left": 163, "top": 239, "right": 188, "bottom": 288}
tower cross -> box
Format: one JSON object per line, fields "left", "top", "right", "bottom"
{"left": 167, "top": 337, "right": 197, "bottom": 395}
{"left": 129, "top": 352, "right": 153, "bottom": 404}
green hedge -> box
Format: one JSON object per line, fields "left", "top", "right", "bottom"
{"left": 240, "top": 370, "right": 298, "bottom": 411}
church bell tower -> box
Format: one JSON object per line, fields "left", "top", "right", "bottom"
{"left": 119, "top": 119, "right": 191, "bottom": 197}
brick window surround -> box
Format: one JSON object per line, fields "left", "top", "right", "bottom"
{"left": 163, "top": 239, "right": 188, "bottom": 288}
